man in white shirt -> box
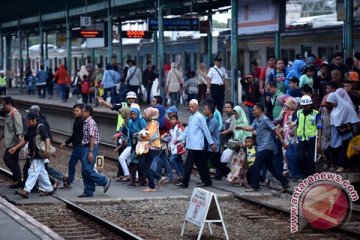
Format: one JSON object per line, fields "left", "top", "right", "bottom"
{"left": 206, "top": 56, "right": 230, "bottom": 114}
{"left": 126, "top": 60, "right": 142, "bottom": 98}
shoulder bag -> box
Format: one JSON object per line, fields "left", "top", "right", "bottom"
{"left": 35, "top": 124, "right": 56, "bottom": 158}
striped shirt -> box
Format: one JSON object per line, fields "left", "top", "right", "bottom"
{"left": 82, "top": 116, "right": 100, "bottom": 145}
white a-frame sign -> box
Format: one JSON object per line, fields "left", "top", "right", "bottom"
{"left": 181, "top": 188, "right": 229, "bottom": 240}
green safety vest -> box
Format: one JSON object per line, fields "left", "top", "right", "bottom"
{"left": 0, "top": 76, "right": 6, "bottom": 87}
{"left": 296, "top": 109, "right": 319, "bottom": 141}
{"left": 116, "top": 102, "right": 129, "bottom": 131}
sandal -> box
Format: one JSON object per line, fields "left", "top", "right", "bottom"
{"left": 335, "top": 167, "right": 345, "bottom": 173}
{"left": 142, "top": 188, "right": 156, "bottom": 192}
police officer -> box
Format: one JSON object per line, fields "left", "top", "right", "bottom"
{"left": 206, "top": 56, "right": 230, "bottom": 115}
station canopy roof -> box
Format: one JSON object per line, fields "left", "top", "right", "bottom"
{"left": 1, "top": 0, "right": 230, "bottom": 34}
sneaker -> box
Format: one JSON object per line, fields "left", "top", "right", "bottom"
{"left": 103, "top": 178, "right": 111, "bottom": 193}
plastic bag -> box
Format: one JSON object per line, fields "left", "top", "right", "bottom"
{"left": 221, "top": 148, "right": 234, "bottom": 163}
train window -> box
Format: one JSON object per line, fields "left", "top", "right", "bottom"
{"left": 318, "top": 47, "right": 334, "bottom": 63}
{"left": 281, "top": 49, "right": 295, "bottom": 62}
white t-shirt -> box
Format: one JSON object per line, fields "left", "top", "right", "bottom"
{"left": 207, "top": 65, "right": 228, "bottom": 85}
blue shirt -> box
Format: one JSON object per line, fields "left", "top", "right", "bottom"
{"left": 178, "top": 111, "right": 214, "bottom": 150}
{"left": 251, "top": 114, "right": 276, "bottom": 152}
{"left": 206, "top": 116, "right": 220, "bottom": 152}
{"left": 102, "top": 69, "right": 120, "bottom": 89}
{"left": 36, "top": 70, "right": 48, "bottom": 85}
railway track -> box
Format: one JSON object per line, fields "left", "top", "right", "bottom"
{"left": 210, "top": 181, "right": 360, "bottom": 238}
{"left": 0, "top": 167, "right": 143, "bottom": 240}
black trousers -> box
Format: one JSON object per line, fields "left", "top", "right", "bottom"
{"left": 3, "top": 148, "right": 21, "bottom": 182}
{"left": 210, "top": 84, "right": 224, "bottom": 114}
{"left": 297, "top": 138, "right": 316, "bottom": 178}
{"left": 207, "top": 151, "right": 230, "bottom": 177}
{"left": 182, "top": 150, "right": 212, "bottom": 187}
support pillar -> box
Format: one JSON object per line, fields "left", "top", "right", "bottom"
{"left": 107, "top": 0, "right": 113, "bottom": 64}
{"left": 231, "top": 0, "right": 238, "bottom": 104}
{"left": 274, "top": 31, "right": 280, "bottom": 59}
{"left": 117, "top": 23, "right": 123, "bottom": 65}
{"left": 26, "top": 35, "right": 30, "bottom": 66}
{"left": 158, "top": 0, "right": 164, "bottom": 97}
{"left": 0, "top": 30, "right": 3, "bottom": 70}
{"left": 5, "top": 36, "right": 11, "bottom": 73}
{"left": 39, "top": 14, "right": 44, "bottom": 67}
{"left": 91, "top": 48, "right": 95, "bottom": 66}
{"left": 207, "top": 12, "right": 212, "bottom": 67}
{"left": 45, "top": 31, "right": 48, "bottom": 69}
{"left": 345, "top": 0, "right": 353, "bottom": 58}
{"left": 18, "top": 28, "right": 24, "bottom": 91}
{"left": 66, "top": 5, "right": 72, "bottom": 75}
{"left": 153, "top": 0, "right": 158, "bottom": 68}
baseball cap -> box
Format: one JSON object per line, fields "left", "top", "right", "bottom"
{"left": 166, "top": 106, "right": 178, "bottom": 114}
{"left": 26, "top": 112, "right": 38, "bottom": 120}
{"left": 214, "top": 56, "right": 222, "bottom": 62}
{"left": 348, "top": 71, "right": 359, "bottom": 81}
{"left": 244, "top": 74, "right": 253, "bottom": 79}
{"left": 25, "top": 105, "right": 40, "bottom": 114}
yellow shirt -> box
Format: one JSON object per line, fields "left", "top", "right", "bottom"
{"left": 140, "top": 120, "right": 161, "bottom": 149}
{"left": 246, "top": 147, "right": 256, "bottom": 167}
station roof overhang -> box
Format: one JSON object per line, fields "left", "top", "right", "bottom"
{"left": 0, "top": 0, "right": 231, "bottom": 35}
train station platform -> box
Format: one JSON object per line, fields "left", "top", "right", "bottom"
{"left": 0, "top": 196, "right": 63, "bottom": 240}
{"left": 1, "top": 175, "right": 274, "bottom": 205}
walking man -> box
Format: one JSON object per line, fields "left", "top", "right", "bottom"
{"left": 15, "top": 112, "right": 55, "bottom": 198}
{"left": 237, "top": 104, "right": 290, "bottom": 192}
{"left": 60, "top": 104, "right": 84, "bottom": 188}
{"left": 176, "top": 99, "right": 217, "bottom": 188}
{"left": 1, "top": 97, "right": 24, "bottom": 188}
{"left": 79, "top": 105, "right": 111, "bottom": 197}
{"left": 206, "top": 56, "right": 230, "bottom": 114}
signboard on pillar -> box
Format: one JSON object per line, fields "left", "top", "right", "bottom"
{"left": 181, "top": 188, "right": 229, "bottom": 240}
{"left": 80, "top": 16, "right": 92, "bottom": 27}
{"left": 237, "top": 0, "right": 279, "bottom": 35}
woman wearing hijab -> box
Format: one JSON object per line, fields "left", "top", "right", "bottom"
{"left": 54, "top": 64, "right": 71, "bottom": 102}
{"left": 115, "top": 108, "right": 131, "bottom": 182}
{"left": 335, "top": 88, "right": 355, "bottom": 109}
{"left": 325, "top": 92, "right": 360, "bottom": 173}
{"left": 223, "top": 106, "right": 251, "bottom": 184}
{"left": 140, "top": 107, "right": 166, "bottom": 192}
{"left": 127, "top": 107, "right": 147, "bottom": 186}
{"left": 197, "top": 63, "right": 208, "bottom": 103}
{"left": 320, "top": 94, "right": 333, "bottom": 169}
{"left": 166, "top": 63, "right": 183, "bottom": 107}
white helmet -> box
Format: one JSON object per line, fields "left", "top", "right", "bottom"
{"left": 300, "top": 95, "right": 313, "bottom": 106}
{"left": 126, "top": 91, "right": 137, "bottom": 99}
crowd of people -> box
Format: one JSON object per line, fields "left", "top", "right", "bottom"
{"left": 1, "top": 51, "right": 360, "bottom": 197}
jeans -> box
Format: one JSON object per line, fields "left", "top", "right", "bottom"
{"left": 81, "top": 145, "right": 108, "bottom": 196}
{"left": 140, "top": 149, "right": 161, "bottom": 189}
{"left": 3, "top": 148, "right": 22, "bottom": 182}
{"left": 58, "top": 84, "right": 67, "bottom": 101}
{"left": 153, "top": 151, "right": 174, "bottom": 181}
{"left": 119, "top": 146, "right": 131, "bottom": 176}
{"left": 169, "top": 92, "right": 180, "bottom": 107}
{"left": 170, "top": 154, "right": 184, "bottom": 177}
{"left": 68, "top": 144, "right": 82, "bottom": 183}
{"left": 251, "top": 149, "right": 289, "bottom": 190}
{"left": 24, "top": 159, "right": 53, "bottom": 193}
{"left": 37, "top": 85, "right": 46, "bottom": 98}
{"left": 44, "top": 162, "right": 64, "bottom": 181}
{"left": 103, "top": 87, "right": 116, "bottom": 104}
